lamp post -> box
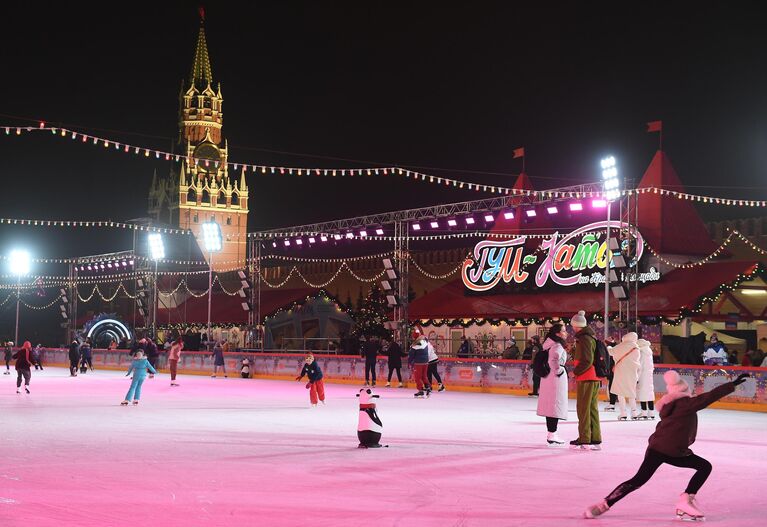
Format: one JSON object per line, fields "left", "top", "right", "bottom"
{"left": 202, "top": 221, "right": 222, "bottom": 350}
{"left": 9, "top": 250, "right": 32, "bottom": 345}
{"left": 148, "top": 233, "right": 165, "bottom": 339}
{"left": 601, "top": 156, "right": 621, "bottom": 340}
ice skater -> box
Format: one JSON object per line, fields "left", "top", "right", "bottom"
{"left": 296, "top": 353, "right": 325, "bottom": 406}
{"left": 68, "top": 338, "right": 81, "bottom": 376}
{"left": 79, "top": 338, "right": 93, "bottom": 373}
{"left": 4, "top": 341, "right": 13, "bottom": 375}
{"left": 584, "top": 370, "right": 749, "bottom": 521}
{"left": 31, "top": 343, "right": 44, "bottom": 370}
{"left": 121, "top": 350, "right": 157, "bottom": 405}
{"left": 12, "top": 341, "right": 33, "bottom": 394}
{"left": 636, "top": 338, "right": 656, "bottom": 419}
{"left": 168, "top": 336, "right": 183, "bottom": 386}
{"left": 408, "top": 334, "right": 431, "bottom": 398}
{"left": 536, "top": 324, "right": 569, "bottom": 445}
{"left": 608, "top": 332, "right": 641, "bottom": 420}
{"left": 426, "top": 339, "right": 445, "bottom": 392}
{"left": 211, "top": 340, "right": 227, "bottom": 378}
{"left": 383, "top": 337, "right": 406, "bottom": 387}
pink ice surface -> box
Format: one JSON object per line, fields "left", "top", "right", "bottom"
{"left": 1, "top": 368, "right": 764, "bottom": 527}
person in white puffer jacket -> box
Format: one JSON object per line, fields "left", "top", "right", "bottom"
{"left": 609, "top": 332, "right": 641, "bottom": 420}
{"left": 636, "top": 338, "right": 656, "bottom": 419}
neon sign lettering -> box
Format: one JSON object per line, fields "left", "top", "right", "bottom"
{"left": 462, "top": 221, "right": 646, "bottom": 292}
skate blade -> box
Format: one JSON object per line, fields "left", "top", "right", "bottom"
{"left": 676, "top": 510, "right": 705, "bottom": 521}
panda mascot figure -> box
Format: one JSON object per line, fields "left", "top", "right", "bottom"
{"left": 356, "top": 388, "right": 386, "bottom": 448}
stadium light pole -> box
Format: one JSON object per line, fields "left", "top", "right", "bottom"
{"left": 202, "top": 221, "right": 222, "bottom": 350}
{"left": 601, "top": 156, "right": 620, "bottom": 340}
{"left": 148, "top": 233, "right": 165, "bottom": 339}
{"left": 9, "top": 250, "right": 32, "bottom": 346}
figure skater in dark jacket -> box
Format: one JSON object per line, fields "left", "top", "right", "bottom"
{"left": 584, "top": 370, "right": 749, "bottom": 521}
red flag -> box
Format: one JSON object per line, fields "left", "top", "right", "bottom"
{"left": 512, "top": 147, "right": 525, "bottom": 159}
{"left": 647, "top": 120, "right": 662, "bottom": 132}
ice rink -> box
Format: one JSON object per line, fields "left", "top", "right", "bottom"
{"left": 1, "top": 367, "right": 764, "bottom": 527}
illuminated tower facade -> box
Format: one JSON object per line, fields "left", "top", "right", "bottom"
{"left": 148, "top": 13, "right": 249, "bottom": 271}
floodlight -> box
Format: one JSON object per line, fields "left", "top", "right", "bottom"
{"left": 375, "top": 227, "right": 384, "bottom": 235}
{"left": 447, "top": 218, "right": 457, "bottom": 227}
{"left": 503, "top": 211, "right": 515, "bottom": 219}
{"left": 465, "top": 216, "right": 476, "bottom": 225}
{"left": 525, "top": 209, "right": 537, "bottom": 218}
{"left": 9, "top": 250, "right": 31, "bottom": 276}
{"left": 569, "top": 202, "right": 583, "bottom": 212}
{"left": 430, "top": 220, "right": 439, "bottom": 229}
{"left": 592, "top": 199, "right": 607, "bottom": 208}
{"left": 611, "top": 285, "right": 629, "bottom": 300}
{"left": 148, "top": 233, "right": 165, "bottom": 260}
{"left": 547, "top": 206, "right": 558, "bottom": 214}
{"left": 484, "top": 214, "right": 495, "bottom": 222}
{"left": 201, "top": 221, "right": 222, "bottom": 252}
{"left": 382, "top": 258, "right": 394, "bottom": 269}
{"left": 412, "top": 223, "right": 421, "bottom": 231}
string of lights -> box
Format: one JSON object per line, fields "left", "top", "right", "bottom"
{"left": 4, "top": 124, "right": 767, "bottom": 207}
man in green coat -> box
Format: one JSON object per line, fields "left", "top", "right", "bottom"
{"left": 569, "top": 310, "right": 603, "bottom": 450}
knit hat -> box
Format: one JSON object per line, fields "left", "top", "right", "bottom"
{"left": 663, "top": 370, "right": 691, "bottom": 394}
{"left": 571, "top": 310, "right": 588, "bottom": 328}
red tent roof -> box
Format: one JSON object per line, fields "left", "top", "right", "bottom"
{"left": 637, "top": 151, "right": 720, "bottom": 255}
{"left": 408, "top": 261, "right": 759, "bottom": 320}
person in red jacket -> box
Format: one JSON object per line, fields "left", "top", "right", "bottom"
{"left": 584, "top": 370, "right": 749, "bottom": 521}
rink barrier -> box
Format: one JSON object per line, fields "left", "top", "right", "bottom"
{"left": 37, "top": 348, "right": 767, "bottom": 411}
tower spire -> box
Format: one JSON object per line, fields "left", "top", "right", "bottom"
{"left": 190, "top": 8, "right": 213, "bottom": 89}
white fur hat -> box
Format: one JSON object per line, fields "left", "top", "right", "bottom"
{"left": 621, "top": 332, "right": 638, "bottom": 343}
{"left": 571, "top": 310, "right": 588, "bottom": 328}
{"left": 664, "top": 370, "right": 690, "bottom": 394}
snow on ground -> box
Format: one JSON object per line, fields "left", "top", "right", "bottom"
{"left": 0, "top": 367, "right": 764, "bottom": 527}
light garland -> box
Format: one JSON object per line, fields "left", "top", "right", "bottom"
{"left": 4, "top": 124, "right": 767, "bottom": 207}
{"left": 20, "top": 293, "right": 64, "bottom": 310}
{"left": 408, "top": 256, "right": 466, "bottom": 280}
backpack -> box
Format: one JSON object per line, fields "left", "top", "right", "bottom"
{"left": 589, "top": 336, "right": 611, "bottom": 378}
{"left": 531, "top": 348, "right": 551, "bottom": 378}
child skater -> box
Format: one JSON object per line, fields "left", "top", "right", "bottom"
{"left": 295, "top": 353, "right": 325, "bottom": 407}
{"left": 121, "top": 350, "right": 157, "bottom": 406}
{"left": 584, "top": 370, "right": 749, "bottom": 521}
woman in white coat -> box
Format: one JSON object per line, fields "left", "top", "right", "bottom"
{"left": 635, "top": 338, "right": 656, "bottom": 419}
{"left": 536, "top": 323, "right": 570, "bottom": 445}
{"left": 609, "top": 332, "right": 641, "bottom": 420}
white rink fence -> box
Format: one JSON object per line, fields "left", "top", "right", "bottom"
{"left": 34, "top": 348, "right": 767, "bottom": 410}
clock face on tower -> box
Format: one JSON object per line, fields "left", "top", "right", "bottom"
{"left": 193, "top": 142, "right": 221, "bottom": 174}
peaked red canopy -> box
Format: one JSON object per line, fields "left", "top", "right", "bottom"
{"left": 637, "top": 151, "right": 720, "bottom": 255}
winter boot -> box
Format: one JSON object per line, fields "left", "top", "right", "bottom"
{"left": 675, "top": 493, "right": 704, "bottom": 521}
{"left": 546, "top": 432, "right": 565, "bottom": 445}
{"left": 583, "top": 500, "right": 610, "bottom": 519}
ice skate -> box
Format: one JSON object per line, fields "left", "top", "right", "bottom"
{"left": 648, "top": 412, "right": 656, "bottom": 420}
{"left": 618, "top": 414, "right": 628, "bottom": 421}
{"left": 414, "top": 390, "right": 425, "bottom": 398}
{"left": 631, "top": 411, "right": 640, "bottom": 420}
{"left": 320, "top": 400, "right": 326, "bottom": 405}
{"left": 132, "top": 400, "right": 139, "bottom": 405}
{"left": 385, "top": 382, "right": 391, "bottom": 387}
{"left": 16, "top": 388, "right": 21, "bottom": 394}
{"left": 528, "top": 392, "right": 539, "bottom": 397}
{"left": 4, "top": 370, "right": 10, "bottom": 375}
{"left": 398, "top": 383, "right": 404, "bottom": 388}
{"left": 148, "top": 374, "right": 154, "bottom": 379}
{"left": 569, "top": 439, "right": 591, "bottom": 450}
{"left": 25, "top": 386, "right": 30, "bottom": 394}
{"left": 639, "top": 410, "right": 648, "bottom": 420}
{"left": 211, "top": 374, "right": 216, "bottom": 378}
{"left": 438, "top": 384, "right": 445, "bottom": 392}
{"left": 583, "top": 499, "right": 610, "bottom": 518}
{"left": 546, "top": 432, "right": 565, "bottom": 445}
{"left": 675, "top": 493, "right": 705, "bottom": 521}
{"left": 171, "top": 381, "right": 179, "bottom": 386}
{"left": 120, "top": 400, "right": 130, "bottom": 406}
{"left": 589, "top": 441, "right": 602, "bottom": 451}
{"left": 311, "top": 403, "right": 317, "bottom": 407}
{"left": 603, "top": 404, "right": 615, "bottom": 411}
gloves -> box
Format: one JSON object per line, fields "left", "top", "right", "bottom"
{"left": 305, "top": 382, "right": 312, "bottom": 389}
{"left": 733, "top": 373, "right": 750, "bottom": 386}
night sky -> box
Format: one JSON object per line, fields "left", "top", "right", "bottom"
{"left": 1, "top": 4, "right": 767, "bottom": 324}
